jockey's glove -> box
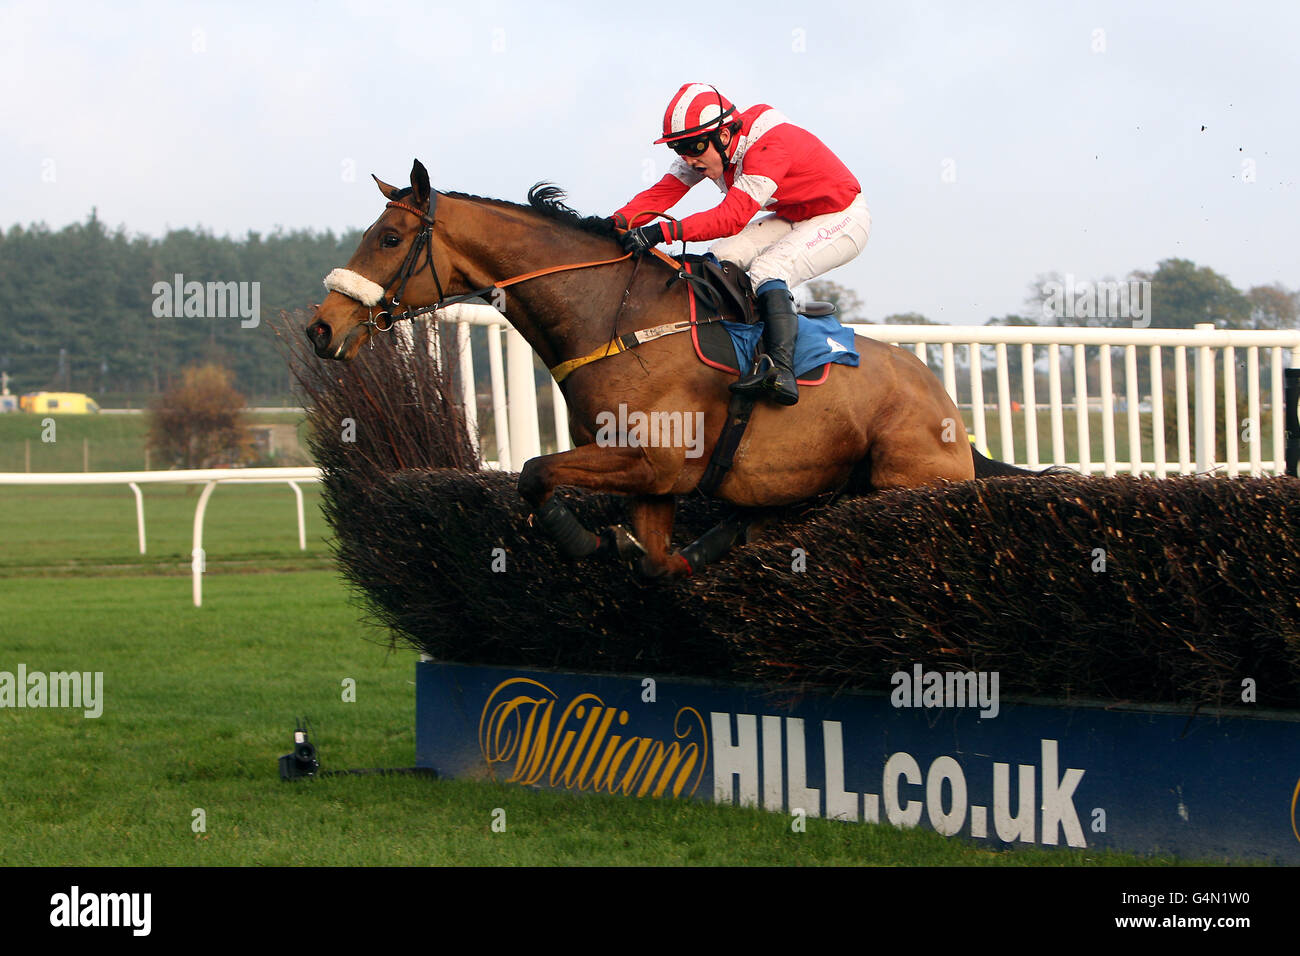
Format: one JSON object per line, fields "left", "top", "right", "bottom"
{"left": 607, "top": 213, "right": 629, "bottom": 231}
{"left": 620, "top": 222, "right": 667, "bottom": 255}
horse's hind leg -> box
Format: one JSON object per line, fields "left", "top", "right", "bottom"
{"left": 677, "top": 512, "right": 752, "bottom": 575}
{"left": 868, "top": 429, "right": 975, "bottom": 489}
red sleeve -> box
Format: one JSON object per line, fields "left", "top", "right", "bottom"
{"left": 674, "top": 138, "right": 793, "bottom": 241}
{"left": 614, "top": 174, "right": 692, "bottom": 228}
{"left": 675, "top": 188, "right": 762, "bottom": 242}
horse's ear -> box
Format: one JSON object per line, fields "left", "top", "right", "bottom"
{"left": 372, "top": 174, "right": 401, "bottom": 200}
{"left": 410, "top": 159, "right": 431, "bottom": 210}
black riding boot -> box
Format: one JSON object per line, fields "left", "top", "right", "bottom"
{"left": 730, "top": 288, "right": 799, "bottom": 405}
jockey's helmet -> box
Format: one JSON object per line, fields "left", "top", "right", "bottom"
{"left": 654, "top": 83, "right": 737, "bottom": 152}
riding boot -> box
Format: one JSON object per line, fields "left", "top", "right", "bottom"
{"left": 730, "top": 288, "right": 800, "bottom": 405}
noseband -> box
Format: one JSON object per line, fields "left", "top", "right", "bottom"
{"left": 360, "top": 196, "right": 447, "bottom": 334}
{"left": 327, "top": 191, "right": 545, "bottom": 334}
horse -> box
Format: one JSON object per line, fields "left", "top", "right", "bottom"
{"left": 306, "top": 159, "right": 1007, "bottom": 577}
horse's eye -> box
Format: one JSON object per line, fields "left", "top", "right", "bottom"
{"left": 381, "top": 233, "right": 402, "bottom": 249}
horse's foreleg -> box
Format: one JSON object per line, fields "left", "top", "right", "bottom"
{"left": 518, "top": 444, "right": 666, "bottom": 562}
{"left": 628, "top": 497, "right": 752, "bottom": 579}
{"left": 628, "top": 495, "right": 689, "bottom": 578}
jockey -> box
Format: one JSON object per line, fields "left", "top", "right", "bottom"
{"left": 611, "top": 83, "right": 870, "bottom": 405}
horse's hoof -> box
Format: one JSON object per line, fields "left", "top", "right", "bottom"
{"left": 637, "top": 552, "right": 690, "bottom": 579}
{"left": 598, "top": 525, "right": 646, "bottom": 560}
{"left": 637, "top": 555, "right": 667, "bottom": 579}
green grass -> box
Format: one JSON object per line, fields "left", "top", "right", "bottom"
{"left": 967, "top": 407, "right": 1188, "bottom": 471}
{"left": 0, "top": 484, "right": 331, "bottom": 575}
{"left": 0, "top": 573, "right": 1187, "bottom": 866}
{"left": 0, "top": 485, "right": 1251, "bottom": 867}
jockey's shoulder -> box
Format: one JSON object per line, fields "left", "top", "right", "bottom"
{"left": 739, "top": 105, "right": 803, "bottom": 141}
{"left": 739, "top": 103, "right": 778, "bottom": 127}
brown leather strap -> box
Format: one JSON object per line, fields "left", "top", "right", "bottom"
{"left": 493, "top": 240, "right": 679, "bottom": 288}
{"left": 495, "top": 251, "right": 634, "bottom": 288}
{"left": 486, "top": 209, "right": 683, "bottom": 290}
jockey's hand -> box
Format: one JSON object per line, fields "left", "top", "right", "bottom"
{"left": 620, "top": 222, "right": 667, "bottom": 256}
{"left": 607, "top": 213, "right": 629, "bottom": 231}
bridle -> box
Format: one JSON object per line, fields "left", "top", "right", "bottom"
{"left": 324, "top": 188, "right": 709, "bottom": 382}
{"left": 358, "top": 195, "right": 447, "bottom": 334}
{"left": 345, "top": 191, "right": 652, "bottom": 335}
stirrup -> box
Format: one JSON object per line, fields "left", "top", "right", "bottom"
{"left": 729, "top": 356, "right": 798, "bottom": 405}
{"left": 730, "top": 355, "right": 775, "bottom": 395}
{"left": 767, "top": 366, "right": 799, "bottom": 406}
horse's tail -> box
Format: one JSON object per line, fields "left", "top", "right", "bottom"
{"left": 971, "top": 447, "right": 1073, "bottom": 478}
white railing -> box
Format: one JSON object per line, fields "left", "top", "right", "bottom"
{"left": 6, "top": 320, "right": 1294, "bottom": 608}
{"left": 419, "top": 311, "right": 1299, "bottom": 479}
{"left": 0, "top": 467, "right": 321, "bottom": 607}
{"left": 400, "top": 303, "right": 562, "bottom": 471}
{"left": 858, "top": 322, "right": 1300, "bottom": 477}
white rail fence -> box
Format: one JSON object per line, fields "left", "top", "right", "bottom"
{"left": 425, "top": 310, "right": 1300, "bottom": 478}
{"left": 3, "top": 318, "right": 1296, "bottom": 607}
{"left": 865, "top": 322, "right": 1300, "bottom": 477}
{"left": 0, "top": 467, "right": 320, "bottom": 607}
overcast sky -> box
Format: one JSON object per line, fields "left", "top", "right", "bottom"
{"left": 2, "top": 0, "right": 1297, "bottom": 324}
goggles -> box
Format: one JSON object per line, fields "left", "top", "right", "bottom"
{"left": 668, "top": 136, "right": 711, "bottom": 157}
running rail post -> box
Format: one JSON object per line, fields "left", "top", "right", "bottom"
{"left": 288, "top": 480, "right": 306, "bottom": 550}
{"left": 128, "top": 481, "right": 146, "bottom": 554}
{"left": 192, "top": 480, "right": 218, "bottom": 607}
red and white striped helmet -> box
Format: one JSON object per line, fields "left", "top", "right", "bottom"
{"left": 653, "top": 83, "right": 737, "bottom": 144}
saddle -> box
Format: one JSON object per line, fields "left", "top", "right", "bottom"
{"left": 671, "top": 256, "right": 851, "bottom": 387}
{"left": 671, "top": 254, "right": 837, "bottom": 325}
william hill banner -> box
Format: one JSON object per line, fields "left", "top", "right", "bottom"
{"left": 415, "top": 661, "right": 1300, "bottom": 862}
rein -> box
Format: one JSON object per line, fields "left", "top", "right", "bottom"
{"left": 359, "top": 195, "right": 676, "bottom": 329}
{"left": 328, "top": 192, "right": 693, "bottom": 381}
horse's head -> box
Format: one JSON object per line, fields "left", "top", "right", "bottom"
{"left": 306, "top": 159, "right": 448, "bottom": 360}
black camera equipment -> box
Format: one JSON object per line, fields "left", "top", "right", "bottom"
{"left": 279, "top": 720, "right": 319, "bottom": 780}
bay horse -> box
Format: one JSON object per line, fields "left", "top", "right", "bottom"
{"left": 306, "top": 159, "right": 996, "bottom": 577}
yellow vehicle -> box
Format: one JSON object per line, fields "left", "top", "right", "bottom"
{"left": 18, "top": 392, "right": 101, "bottom": 414}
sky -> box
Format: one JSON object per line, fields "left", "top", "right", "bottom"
{"left": 2, "top": 0, "right": 1297, "bottom": 325}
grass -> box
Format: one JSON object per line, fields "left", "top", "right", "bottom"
{"left": 0, "top": 484, "right": 331, "bottom": 575}
{"left": 0, "top": 572, "right": 1187, "bottom": 866}
{"left": 0, "top": 484, "right": 1261, "bottom": 867}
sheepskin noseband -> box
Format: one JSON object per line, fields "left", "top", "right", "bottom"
{"left": 324, "top": 268, "right": 385, "bottom": 307}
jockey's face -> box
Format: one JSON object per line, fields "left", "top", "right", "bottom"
{"left": 682, "top": 128, "right": 731, "bottom": 180}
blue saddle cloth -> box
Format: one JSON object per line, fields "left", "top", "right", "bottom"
{"left": 723, "top": 314, "right": 860, "bottom": 379}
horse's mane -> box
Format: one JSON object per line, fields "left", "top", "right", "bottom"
{"left": 411, "top": 184, "right": 619, "bottom": 239}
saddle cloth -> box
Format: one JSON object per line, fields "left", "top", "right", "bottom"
{"left": 680, "top": 255, "right": 859, "bottom": 386}
{"left": 693, "top": 314, "right": 860, "bottom": 384}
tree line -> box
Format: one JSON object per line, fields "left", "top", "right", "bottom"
{"left": 0, "top": 210, "right": 361, "bottom": 401}
{"left": 809, "top": 260, "right": 1297, "bottom": 331}
{"left": 2, "top": 207, "right": 1294, "bottom": 404}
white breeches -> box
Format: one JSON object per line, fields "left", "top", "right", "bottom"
{"left": 709, "top": 193, "right": 871, "bottom": 290}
